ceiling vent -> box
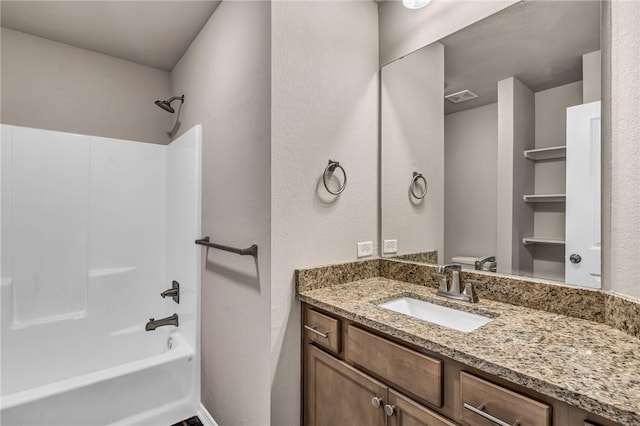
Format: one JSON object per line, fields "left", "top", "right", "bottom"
{"left": 445, "top": 90, "right": 479, "bottom": 103}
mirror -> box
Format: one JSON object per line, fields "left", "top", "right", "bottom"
{"left": 380, "top": 1, "right": 602, "bottom": 288}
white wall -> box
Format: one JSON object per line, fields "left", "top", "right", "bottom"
{"left": 381, "top": 42, "right": 444, "bottom": 259}
{"left": 378, "top": 0, "right": 517, "bottom": 66}
{"left": 0, "top": 28, "right": 172, "bottom": 144}
{"left": 271, "top": 1, "right": 379, "bottom": 424}
{"left": 608, "top": 0, "right": 640, "bottom": 299}
{"left": 444, "top": 103, "right": 497, "bottom": 264}
{"left": 170, "top": 2, "right": 272, "bottom": 424}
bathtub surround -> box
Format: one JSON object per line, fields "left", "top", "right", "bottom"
{"left": 0, "top": 124, "right": 202, "bottom": 425}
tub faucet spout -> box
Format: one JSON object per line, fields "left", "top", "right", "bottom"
{"left": 145, "top": 313, "right": 179, "bottom": 331}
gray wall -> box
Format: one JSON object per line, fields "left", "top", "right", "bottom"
{"left": 583, "top": 50, "right": 601, "bottom": 103}
{"left": 0, "top": 28, "right": 171, "bottom": 144}
{"left": 378, "top": 0, "right": 516, "bottom": 66}
{"left": 444, "top": 103, "right": 497, "bottom": 264}
{"left": 497, "top": 77, "right": 535, "bottom": 276}
{"left": 170, "top": 2, "right": 272, "bottom": 424}
{"left": 532, "top": 81, "right": 583, "bottom": 281}
{"left": 381, "top": 42, "right": 444, "bottom": 260}
{"left": 607, "top": 0, "right": 640, "bottom": 299}
{"left": 271, "top": 2, "right": 379, "bottom": 424}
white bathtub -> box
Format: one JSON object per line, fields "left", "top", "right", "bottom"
{"left": 1, "top": 330, "right": 197, "bottom": 426}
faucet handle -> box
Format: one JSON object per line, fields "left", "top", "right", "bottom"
{"left": 463, "top": 280, "right": 484, "bottom": 303}
{"left": 440, "top": 263, "right": 462, "bottom": 272}
{"left": 433, "top": 272, "right": 448, "bottom": 293}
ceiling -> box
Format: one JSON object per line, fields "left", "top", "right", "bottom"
{"left": 441, "top": 1, "right": 601, "bottom": 114}
{"left": 0, "top": 1, "right": 221, "bottom": 71}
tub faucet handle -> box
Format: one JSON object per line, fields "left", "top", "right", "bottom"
{"left": 160, "top": 280, "right": 180, "bottom": 304}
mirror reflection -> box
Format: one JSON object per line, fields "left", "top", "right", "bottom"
{"left": 380, "top": 1, "right": 602, "bottom": 288}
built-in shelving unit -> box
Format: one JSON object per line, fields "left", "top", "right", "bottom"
{"left": 523, "top": 194, "right": 566, "bottom": 203}
{"left": 523, "top": 145, "right": 566, "bottom": 161}
{"left": 522, "top": 237, "right": 565, "bottom": 246}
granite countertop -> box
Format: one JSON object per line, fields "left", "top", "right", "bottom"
{"left": 298, "top": 277, "right": 640, "bottom": 426}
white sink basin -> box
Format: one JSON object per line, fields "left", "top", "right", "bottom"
{"left": 378, "top": 297, "right": 493, "bottom": 333}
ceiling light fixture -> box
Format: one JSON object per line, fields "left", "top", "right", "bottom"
{"left": 402, "top": 0, "right": 432, "bottom": 10}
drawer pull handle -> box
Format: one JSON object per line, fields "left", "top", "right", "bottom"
{"left": 463, "top": 403, "right": 520, "bottom": 426}
{"left": 304, "top": 325, "right": 329, "bottom": 339}
{"left": 371, "top": 396, "right": 383, "bottom": 408}
{"left": 384, "top": 405, "right": 395, "bottom": 417}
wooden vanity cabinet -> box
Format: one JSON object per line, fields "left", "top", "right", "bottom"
{"left": 305, "top": 344, "right": 387, "bottom": 426}
{"left": 304, "top": 344, "right": 457, "bottom": 426}
{"left": 460, "top": 372, "right": 551, "bottom": 426}
{"left": 302, "top": 303, "right": 623, "bottom": 426}
{"left": 346, "top": 325, "right": 443, "bottom": 408}
{"left": 386, "top": 389, "right": 457, "bottom": 426}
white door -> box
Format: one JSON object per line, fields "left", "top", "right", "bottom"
{"left": 565, "top": 101, "right": 601, "bottom": 288}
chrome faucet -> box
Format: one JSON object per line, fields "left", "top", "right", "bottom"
{"left": 435, "top": 264, "right": 479, "bottom": 303}
{"left": 474, "top": 256, "right": 496, "bottom": 272}
{"left": 145, "top": 313, "right": 179, "bottom": 331}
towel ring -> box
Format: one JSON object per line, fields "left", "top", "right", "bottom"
{"left": 323, "top": 159, "right": 347, "bottom": 195}
{"left": 410, "top": 171, "right": 427, "bottom": 199}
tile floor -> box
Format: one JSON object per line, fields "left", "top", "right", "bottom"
{"left": 171, "top": 416, "right": 203, "bottom": 426}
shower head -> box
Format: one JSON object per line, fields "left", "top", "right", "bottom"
{"left": 154, "top": 95, "right": 184, "bottom": 113}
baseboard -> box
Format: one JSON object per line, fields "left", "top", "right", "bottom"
{"left": 197, "top": 403, "right": 218, "bottom": 426}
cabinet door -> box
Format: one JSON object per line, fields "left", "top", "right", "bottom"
{"left": 386, "top": 389, "right": 458, "bottom": 426}
{"left": 305, "top": 344, "right": 387, "bottom": 426}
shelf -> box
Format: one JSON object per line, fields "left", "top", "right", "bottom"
{"left": 523, "top": 194, "right": 566, "bottom": 203}
{"left": 522, "top": 237, "right": 566, "bottom": 246}
{"left": 524, "top": 146, "right": 566, "bottom": 160}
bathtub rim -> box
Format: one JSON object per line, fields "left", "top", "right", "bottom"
{"left": 0, "top": 332, "right": 193, "bottom": 411}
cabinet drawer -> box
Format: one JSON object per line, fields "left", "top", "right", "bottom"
{"left": 387, "top": 389, "right": 457, "bottom": 426}
{"left": 460, "top": 372, "right": 551, "bottom": 426}
{"left": 304, "top": 308, "right": 341, "bottom": 353}
{"left": 346, "top": 325, "right": 442, "bottom": 407}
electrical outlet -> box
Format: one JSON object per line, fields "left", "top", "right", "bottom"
{"left": 383, "top": 239, "right": 397, "bottom": 254}
{"left": 357, "top": 241, "right": 373, "bottom": 258}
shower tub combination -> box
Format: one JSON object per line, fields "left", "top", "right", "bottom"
{"left": 1, "top": 124, "right": 202, "bottom": 425}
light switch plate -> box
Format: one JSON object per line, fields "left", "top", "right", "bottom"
{"left": 357, "top": 241, "right": 373, "bottom": 258}
{"left": 383, "top": 239, "right": 398, "bottom": 254}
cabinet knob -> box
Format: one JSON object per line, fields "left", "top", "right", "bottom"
{"left": 570, "top": 253, "right": 582, "bottom": 264}
{"left": 371, "top": 396, "right": 383, "bottom": 408}
{"left": 384, "top": 404, "right": 395, "bottom": 416}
